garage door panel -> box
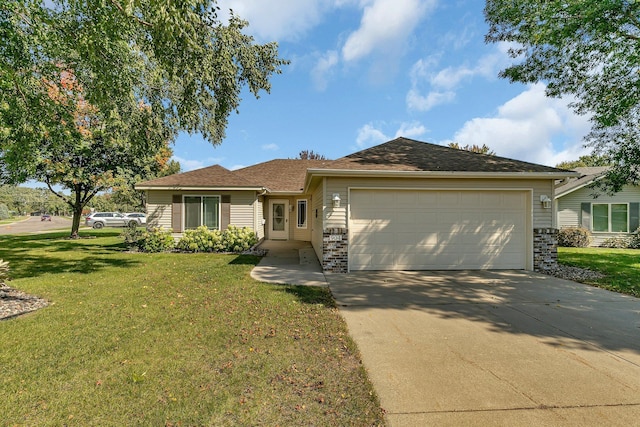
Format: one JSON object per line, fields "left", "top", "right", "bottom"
{"left": 349, "top": 190, "right": 528, "bottom": 271}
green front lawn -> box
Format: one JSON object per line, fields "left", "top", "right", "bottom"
{"left": 558, "top": 247, "right": 640, "bottom": 297}
{"left": 0, "top": 231, "right": 384, "bottom": 426}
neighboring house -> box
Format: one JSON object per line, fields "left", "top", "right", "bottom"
{"left": 555, "top": 167, "right": 640, "bottom": 246}
{"left": 136, "top": 137, "right": 576, "bottom": 272}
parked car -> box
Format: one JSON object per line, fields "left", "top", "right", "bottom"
{"left": 124, "top": 212, "right": 146, "bottom": 226}
{"left": 85, "top": 212, "right": 129, "bottom": 229}
{"left": 41, "top": 214, "right": 51, "bottom": 221}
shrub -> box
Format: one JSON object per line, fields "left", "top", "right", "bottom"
{"left": 600, "top": 236, "right": 631, "bottom": 248}
{"left": 0, "top": 259, "right": 9, "bottom": 283}
{"left": 176, "top": 225, "right": 257, "bottom": 253}
{"left": 557, "top": 227, "right": 592, "bottom": 247}
{"left": 122, "top": 228, "right": 175, "bottom": 253}
{"left": 176, "top": 226, "right": 223, "bottom": 253}
{"left": 0, "top": 204, "right": 9, "bottom": 220}
{"left": 628, "top": 228, "right": 640, "bottom": 249}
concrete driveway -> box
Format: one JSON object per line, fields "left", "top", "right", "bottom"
{"left": 326, "top": 270, "right": 640, "bottom": 426}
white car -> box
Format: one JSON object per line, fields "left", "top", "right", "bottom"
{"left": 124, "top": 213, "right": 147, "bottom": 226}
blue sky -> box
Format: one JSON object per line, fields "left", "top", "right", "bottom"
{"left": 175, "top": 0, "right": 591, "bottom": 171}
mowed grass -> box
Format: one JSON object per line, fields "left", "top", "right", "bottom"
{"left": 0, "top": 230, "right": 384, "bottom": 426}
{"left": 558, "top": 246, "right": 640, "bottom": 297}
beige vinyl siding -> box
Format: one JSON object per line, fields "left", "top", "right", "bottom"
{"left": 310, "top": 180, "right": 324, "bottom": 261}
{"left": 255, "top": 196, "right": 264, "bottom": 240}
{"left": 324, "top": 177, "right": 554, "bottom": 229}
{"left": 557, "top": 184, "right": 640, "bottom": 246}
{"left": 229, "top": 191, "right": 258, "bottom": 230}
{"left": 144, "top": 190, "right": 259, "bottom": 234}
{"left": 145, "top": 191, "right": 173, "bottom": 230}
{"left": 292, "top": 197, "right": 312, "bottom": 241}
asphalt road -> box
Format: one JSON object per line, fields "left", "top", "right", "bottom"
{"left": 0, "top": 216, "right": 74, "bottom": 235}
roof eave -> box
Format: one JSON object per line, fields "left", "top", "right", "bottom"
{"left": 135, "top": 185, "right": 265, "bottom": 191}
{"left": 554, "top": 175, "right": 606, "bottom": 199}
{"left": 306, "top": 168, "right": 578, "bottom": 180}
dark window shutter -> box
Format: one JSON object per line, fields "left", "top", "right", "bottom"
{"left": 221, "top": 195, "right": 231, "bottom": 230}
{"left": 630, "top": 203, "right": 639, "bottom": 233}
{"left": 172, "top": 195, "right": 182, "bottom": 232}
{"left": 580, "top": 202, "right": 591, "bottom": 229}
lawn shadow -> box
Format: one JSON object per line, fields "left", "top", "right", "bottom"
{"left": 279, "top": 285, "right": 336, "bottom": 309}
{"left": 0, "top": 231, "right": 138, "bottom": 280}
{"left": 228, "top": 254, "right": 263, "bottom": 265}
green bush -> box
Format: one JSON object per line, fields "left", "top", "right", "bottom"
{"left": 557, "top": 227, "right": 592, "bottom": 247}
{"left": 628, "top": 228, "right": 640, "bottom": 249}
{"left": 0, "top": 259, "right": 9, "bottom": 283}
{"left": 175, "top": 226, "right": 223, "bottom": 253}
{"left": 0, "top": 204, "right": 10, "bottom": 220}
{"left": 176, "top": 225, "right": 257, "bottom": 253}
{"left": 121, "top": 228, "right": 175, "bottom": 253}
{"left": 600, "top": 236, "right": 631, "bottom": 248}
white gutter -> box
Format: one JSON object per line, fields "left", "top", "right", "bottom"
{"left": 304, "top": 168, "right": 579, "bottom": 192}
{"left": 134, "top": 185, "right": 266, "bottom": 191}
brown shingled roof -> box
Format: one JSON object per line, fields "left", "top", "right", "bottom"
{"left": 136, "top": 164, "right": 260, "bottom": 189}
{"left": 325, "top": 137, "right": 569, "bottom": 173}
{"left": 234, "top": 159, "right": 331, "bottom": 192}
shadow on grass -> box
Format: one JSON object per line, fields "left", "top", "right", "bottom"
{"left": 0, "top": 231, "right": 137, "bottom": 280}
{"left": 228, "top": 254, "right": 263, "bottom": 265}
{"left": 280, "top": 285, "right": 337, "bottom": 309}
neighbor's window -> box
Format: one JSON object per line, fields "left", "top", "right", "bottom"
{"left": 297, "top": 199, "right": 307, "bottom": 228}
{"left": 592, "top": 203, "right": 628, "bottom": 233}
{"left": 184, "top": 196, "right": 220, "bottom": 230}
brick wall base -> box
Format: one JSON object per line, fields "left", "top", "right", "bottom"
{"left": 533, "top": 228, "right": 558, "bottom": 272}
{"left": 322, "top": 228, "right": 348, "bottom": 273}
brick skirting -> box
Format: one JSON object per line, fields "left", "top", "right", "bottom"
{"left": 322, "top": 228, "right": 348, "bottom": 273}
{"left": 533, "top": 228, "right": 558, "bottom": 272}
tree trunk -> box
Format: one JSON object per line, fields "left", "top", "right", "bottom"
{"left": 70, "top": 191, "right": 83, "bottom": 239}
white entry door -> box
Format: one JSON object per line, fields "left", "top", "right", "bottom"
{"left": 269, "top": 199, "right": 289, "bottom": 240}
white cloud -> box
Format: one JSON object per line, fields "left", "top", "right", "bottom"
{"left": 447, "top": 84, "right": 591, "bottom": 166}
{"left": 217, "top": 0, "right": 331, "bottom": 41}
{"left": 356, "top": 123, "right": 388, "bottom": 148}
{"left": 172, "top": 156, "right": 224, "bottom": 172}
{"left": 356, "top": 121, "right": 427, "bottom": 148}
{"left": 311, "top": 50, "right": 339, "bottom": 91}
{"left": 407, "top": 42, "right": 513, "bottom": 112}
{"left": 262, "top": 143, "right": 279, "bottom": 151}
{"left": 342, "top": 0, "right": 436, "bottom": 62}
{"left": 228, "top": 164, "right": 247, "bottom": 171}
{"left": 394, "top": 121, "right": 428, "bottom": 139}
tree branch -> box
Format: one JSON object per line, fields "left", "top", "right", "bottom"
{"left": 110, "top": 0, "right": 153, "bottom": 28}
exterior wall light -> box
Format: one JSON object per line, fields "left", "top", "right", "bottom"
{"left": 540, "top": 195, "right": 552, "bottom": 209}
{"left": 332, "top": 193, "right": 341, "bottom": 208}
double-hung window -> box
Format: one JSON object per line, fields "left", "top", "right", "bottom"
{"left": 184, "top": 196, "right": 220, "bottom": 230}
{"left": 592, "top": 203, "right": 628, "bottom": 233}
{"left": 297, "top": 199, "right": 307, "bottom": 228}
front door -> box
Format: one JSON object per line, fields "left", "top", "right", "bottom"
{"left": 269, "top": 199, "right": 289, "bottom": 240}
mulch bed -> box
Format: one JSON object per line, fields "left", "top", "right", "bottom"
{"left": 0, "top": 284, "right": 49, "bottom": 321}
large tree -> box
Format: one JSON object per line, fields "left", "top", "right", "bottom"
{"left": 0, "top": 1, "right": 287, "bottom": 235}
{"left": 485, "top": 1, "right": 640, "bottom": 191}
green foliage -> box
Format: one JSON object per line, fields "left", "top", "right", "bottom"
{"left": 557, "top": 227, "right": 592, "bottom": 248}
{"left": 485, "top": 1, "right": 640, "bottom": 192}
{"left": 628, "top": 229, "right": 640, "bottom": 249}
{"left": 124, "top": 228, "right": 175, "bottom": 253}
{"left": 0, "top": 203, "right": 9, "bottom": 220}
{"left": 555, "top": 154, "right": 611, "bottom": 170}
{"left": 0, "top": 259, "right": 9, "bottom": 282}
{"left": 600, "top": 236, "right": 630, "bottom": 249}
{"left": 176, "top": 225, "right": 258, "bottom": 253}
{"left": 447, "top": 142, "right": 495, "bottom": 155}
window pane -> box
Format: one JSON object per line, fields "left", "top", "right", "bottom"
{"left": 203, "top": 197, "right": 219, "bottom": 229}
{"left": 592, "top": 204, "right": 609, "bottom": 232}
{"left": 611, "top": 204, "right": 628, "bottom": 232}
{"left": 185, "top": 196, "right": 201, "bottom": 230}
{"left": 297, "top": 200, "right": 307, "bottom": 228}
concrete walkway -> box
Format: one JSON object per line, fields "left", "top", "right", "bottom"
{"left": 250, "top": 240, "right": 328, "bottom": 287}
{"left": 327, "top": 270, "right": 640, "bottom": 426}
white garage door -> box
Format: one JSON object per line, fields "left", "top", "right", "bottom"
{"left": 349, "top": 189, "right": 529, "bottom": 271}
